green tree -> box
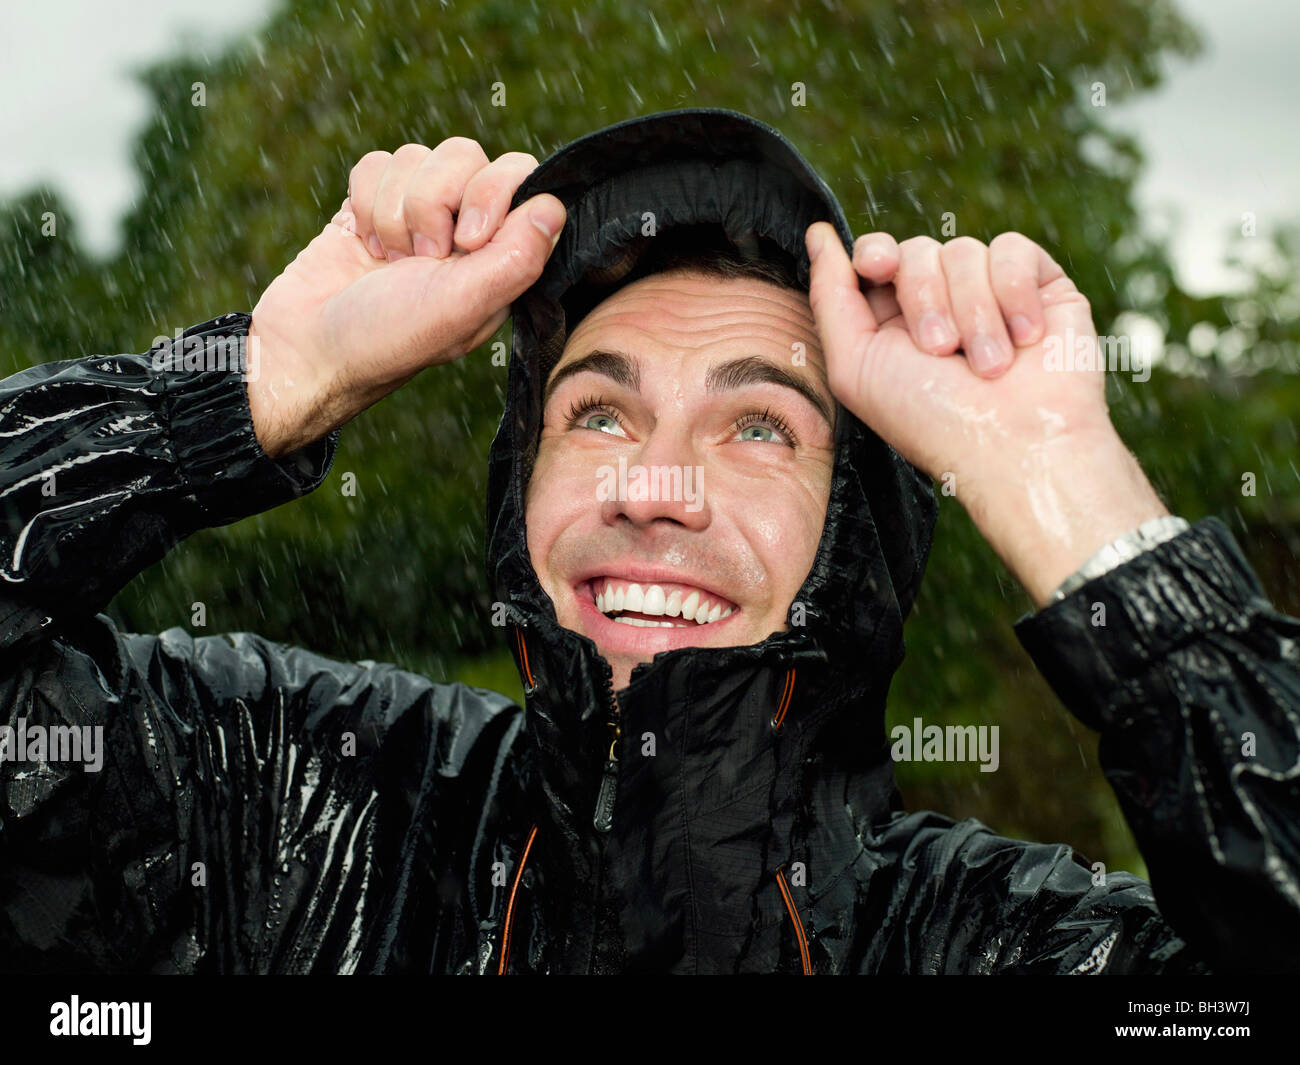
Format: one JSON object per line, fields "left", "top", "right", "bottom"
{"left": 3, "top": 0, "right": 1297, "bottom": 875}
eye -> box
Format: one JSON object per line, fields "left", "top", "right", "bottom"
{"left": 566, "top": 395, "right": 627, "bottom": 437}
{"left": 733, "top": 408, "right": 796, "bottom": 447}
{"left": 582, "top": 411, "right": 623, "bottom": 435}
{"left": 737, "top": 424, "right": 778, "bottom": 443}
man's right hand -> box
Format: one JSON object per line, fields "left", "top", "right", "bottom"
{"left": 247, "top": 139, "right": 565, "bottom": 457}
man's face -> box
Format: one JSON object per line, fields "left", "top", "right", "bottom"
{"left": 525, "top": 269, "right": 836, "bottom": 692}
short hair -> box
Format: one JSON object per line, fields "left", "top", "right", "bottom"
{"left": 631, "top": 224, "right": 804, "bottom": 292}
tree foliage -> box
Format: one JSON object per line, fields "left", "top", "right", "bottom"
{"left": 3, "top": 0, "right": 1297, "bottom": 875}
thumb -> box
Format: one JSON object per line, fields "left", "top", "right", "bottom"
{"left": 806, "top": 222, "right": 879, "bottom": 408}
{"left": 1041, "top": 280, "right": 1097, "bottom": 346}
{"left": 447, "top": 193, "right": 566, "bottom": 311}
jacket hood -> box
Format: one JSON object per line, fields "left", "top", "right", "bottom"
{"left": 488, "top": 108, "right": 935, "bottom": 679}
{"left": 482, "top": 109, "right": 938, "bottom": 971}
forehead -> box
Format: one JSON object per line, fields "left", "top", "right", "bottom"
{"left": 556, "top": 270, "right": 824, "bottom": 375}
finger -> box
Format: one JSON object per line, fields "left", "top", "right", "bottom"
{"left": 372, "top": 143, "right": 434, "bottom": 260}
{"left": 940, "top": 236, "right": 1014, "bottom": 377}
{"left": 864, "top": 281, "right": 902, "bottom": 325}
{"left": 852, "top": 232, "right": 903, "bottom": 323}
{"left": 894, "top": 236, "right": 960, "bottom": 355}
{"left": 400, "top": 136, "right": 492, "bottom": 259}
{"left": 443, "top": 193, "right": 566, "bottom": 314}
{"left": 347, "top": 150, "right": 393, "bottom": 259}
{"left": 1040, "top": 275, "right": 1096, "bottom": 362}
{"left": 989, "top": 232, "right": 1052, "bottom": 347}
{"left": 814, "top": 225, "right": 900, "bottom": 293}
{"left": 450, "top": 151, "right": 540, "bottom": 253}
{"left": 852, "top": 232, "right": 900, "bottom": 284}
{"left": 806, "top": 221, "right": 879, "bottom": 408}
{"left": 330, "top": 197, "right": 358, "bottom": 234}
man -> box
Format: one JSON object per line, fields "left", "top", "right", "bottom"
{"left": 1, "top": 109, "right": 1297, "bottom": 973}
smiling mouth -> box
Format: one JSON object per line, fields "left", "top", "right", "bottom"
{"left": 588, "top": 578, "right": 737, "bottom": 628}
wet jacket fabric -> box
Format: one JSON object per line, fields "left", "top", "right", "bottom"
{"left": 4, "top": 136, "right": 1300, "bottom": 977}
{"left": 5, "top": 343, "right": 1300, "bottom": 978}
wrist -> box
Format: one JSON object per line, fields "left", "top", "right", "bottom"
{"left": 957, "top": 424, "right": 1168, "bottom": 608}
{"left": 246, "top": 317, "right": 335, "bottom": 459}
{"left": 1048, "top": 514, "right": 1190, "bottom": 602}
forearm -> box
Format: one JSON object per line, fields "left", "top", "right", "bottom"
{"left": 959, "top": 423, "right": 1169, "bottom": 608}
{"left": 1015, "top": 519, "right": 1300, "bottom": 972}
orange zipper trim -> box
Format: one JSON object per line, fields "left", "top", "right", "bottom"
{"left": 498, "top": 823, "right": 539, "bottom": 974}
{"left": 772, "top": 667, "right": 796, "bottom": 731}
{"left": 775, "top": 866, "right": 811, "bottom": 975}
{"left": 514, "top": 627, "right": 535, "bottom": 689}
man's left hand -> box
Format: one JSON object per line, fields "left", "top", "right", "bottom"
{"left": 805, "top": 223, "right": 1169, "bottom": 608}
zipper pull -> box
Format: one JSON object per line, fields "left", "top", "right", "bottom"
{"left": 593, "top": 736, "right": 619, "bottom": 833}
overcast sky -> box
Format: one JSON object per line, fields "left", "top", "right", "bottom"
{"left": 1, "top": 0, "right": 1295, "bottom": 296}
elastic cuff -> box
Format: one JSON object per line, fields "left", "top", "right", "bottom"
{"left": 1013, "top": 517, "right": 1268, "bottom": 730}
{"left": 157, "top": 312, "right": 338, "bottom": 525}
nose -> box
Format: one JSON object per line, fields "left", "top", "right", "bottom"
{"left": 597, "top": 422, "right": 711, "bottom": 530}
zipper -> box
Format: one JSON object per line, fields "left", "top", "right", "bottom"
{"left": 592, "top": 667, "right": 621, "bottom": 833}
{"left": 587, "top": 666, "right": 620, "bottom": 973}
{"left": 771, "top": 667, "right": 796, "bottom": 731}
{"left": 775, "top": 866, "right": 812, "bottom": 975}
{"left": 509, "top": 626, "right": 619, "bottom": 971}
{"left": 513, "top": 626, "right": 535, "bottom": 690}
{"left": 498, "top": 823, "right": 539, "bottom": 974}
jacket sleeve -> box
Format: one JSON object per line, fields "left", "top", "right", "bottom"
{"left": 853, "top": 809, "right": 1208, "bottom": 973}
{"left": 1006, "top": 516, "right": 1300, "bottom": 973}
{"left": 0, "top": 314, "right": 515, "bottom": 972}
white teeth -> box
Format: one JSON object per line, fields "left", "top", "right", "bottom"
{"left": 613, "top": 616, "right": 678, "bottom": 628}
{"left": 595, "top": 580, "right": 736, "bottom": 625}
{"left": 642, "top": 584, "right": 666, "bottom": 615}
{"left": 665, "top": 589, "right": 682, "bottom": 617}
{"left": 681, "top": 590, "right": 700, "bottom": 621}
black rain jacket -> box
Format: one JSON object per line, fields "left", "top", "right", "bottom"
{"left": 3, "top": 114, "right": 1300, "bottom": 975}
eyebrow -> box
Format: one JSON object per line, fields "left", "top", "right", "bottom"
{"left": 545, "top": 349, "right": 834, "bottom": 430}
{"left": 543, "top": 350, "right": 641, "bottom": 408}
{"left": 705, "top": 356, "right": 834, "bottom": 429}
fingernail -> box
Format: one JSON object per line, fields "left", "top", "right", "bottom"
{"left": 807, "top": 227, "right": 824, "bottom": 262}
{"left": 412, "top": 232, "right": 437, "bottom": 258}
{"left": 530, "top": 201, "right": 563, "bottom": 241}
{"left": 920, "top": 312, "right": 953, "bottom": 350}
{"left": 1008, "top": 314, "right": 1036, "bottom": 345}
{"left": 968, "top": 334, "right": 1010, "bottom": 375}
{"left": 455, "top": 207, "right": 484, "bottom": 242}
{"left": 367, "top": 234, "right": 385, "bottom": 259}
